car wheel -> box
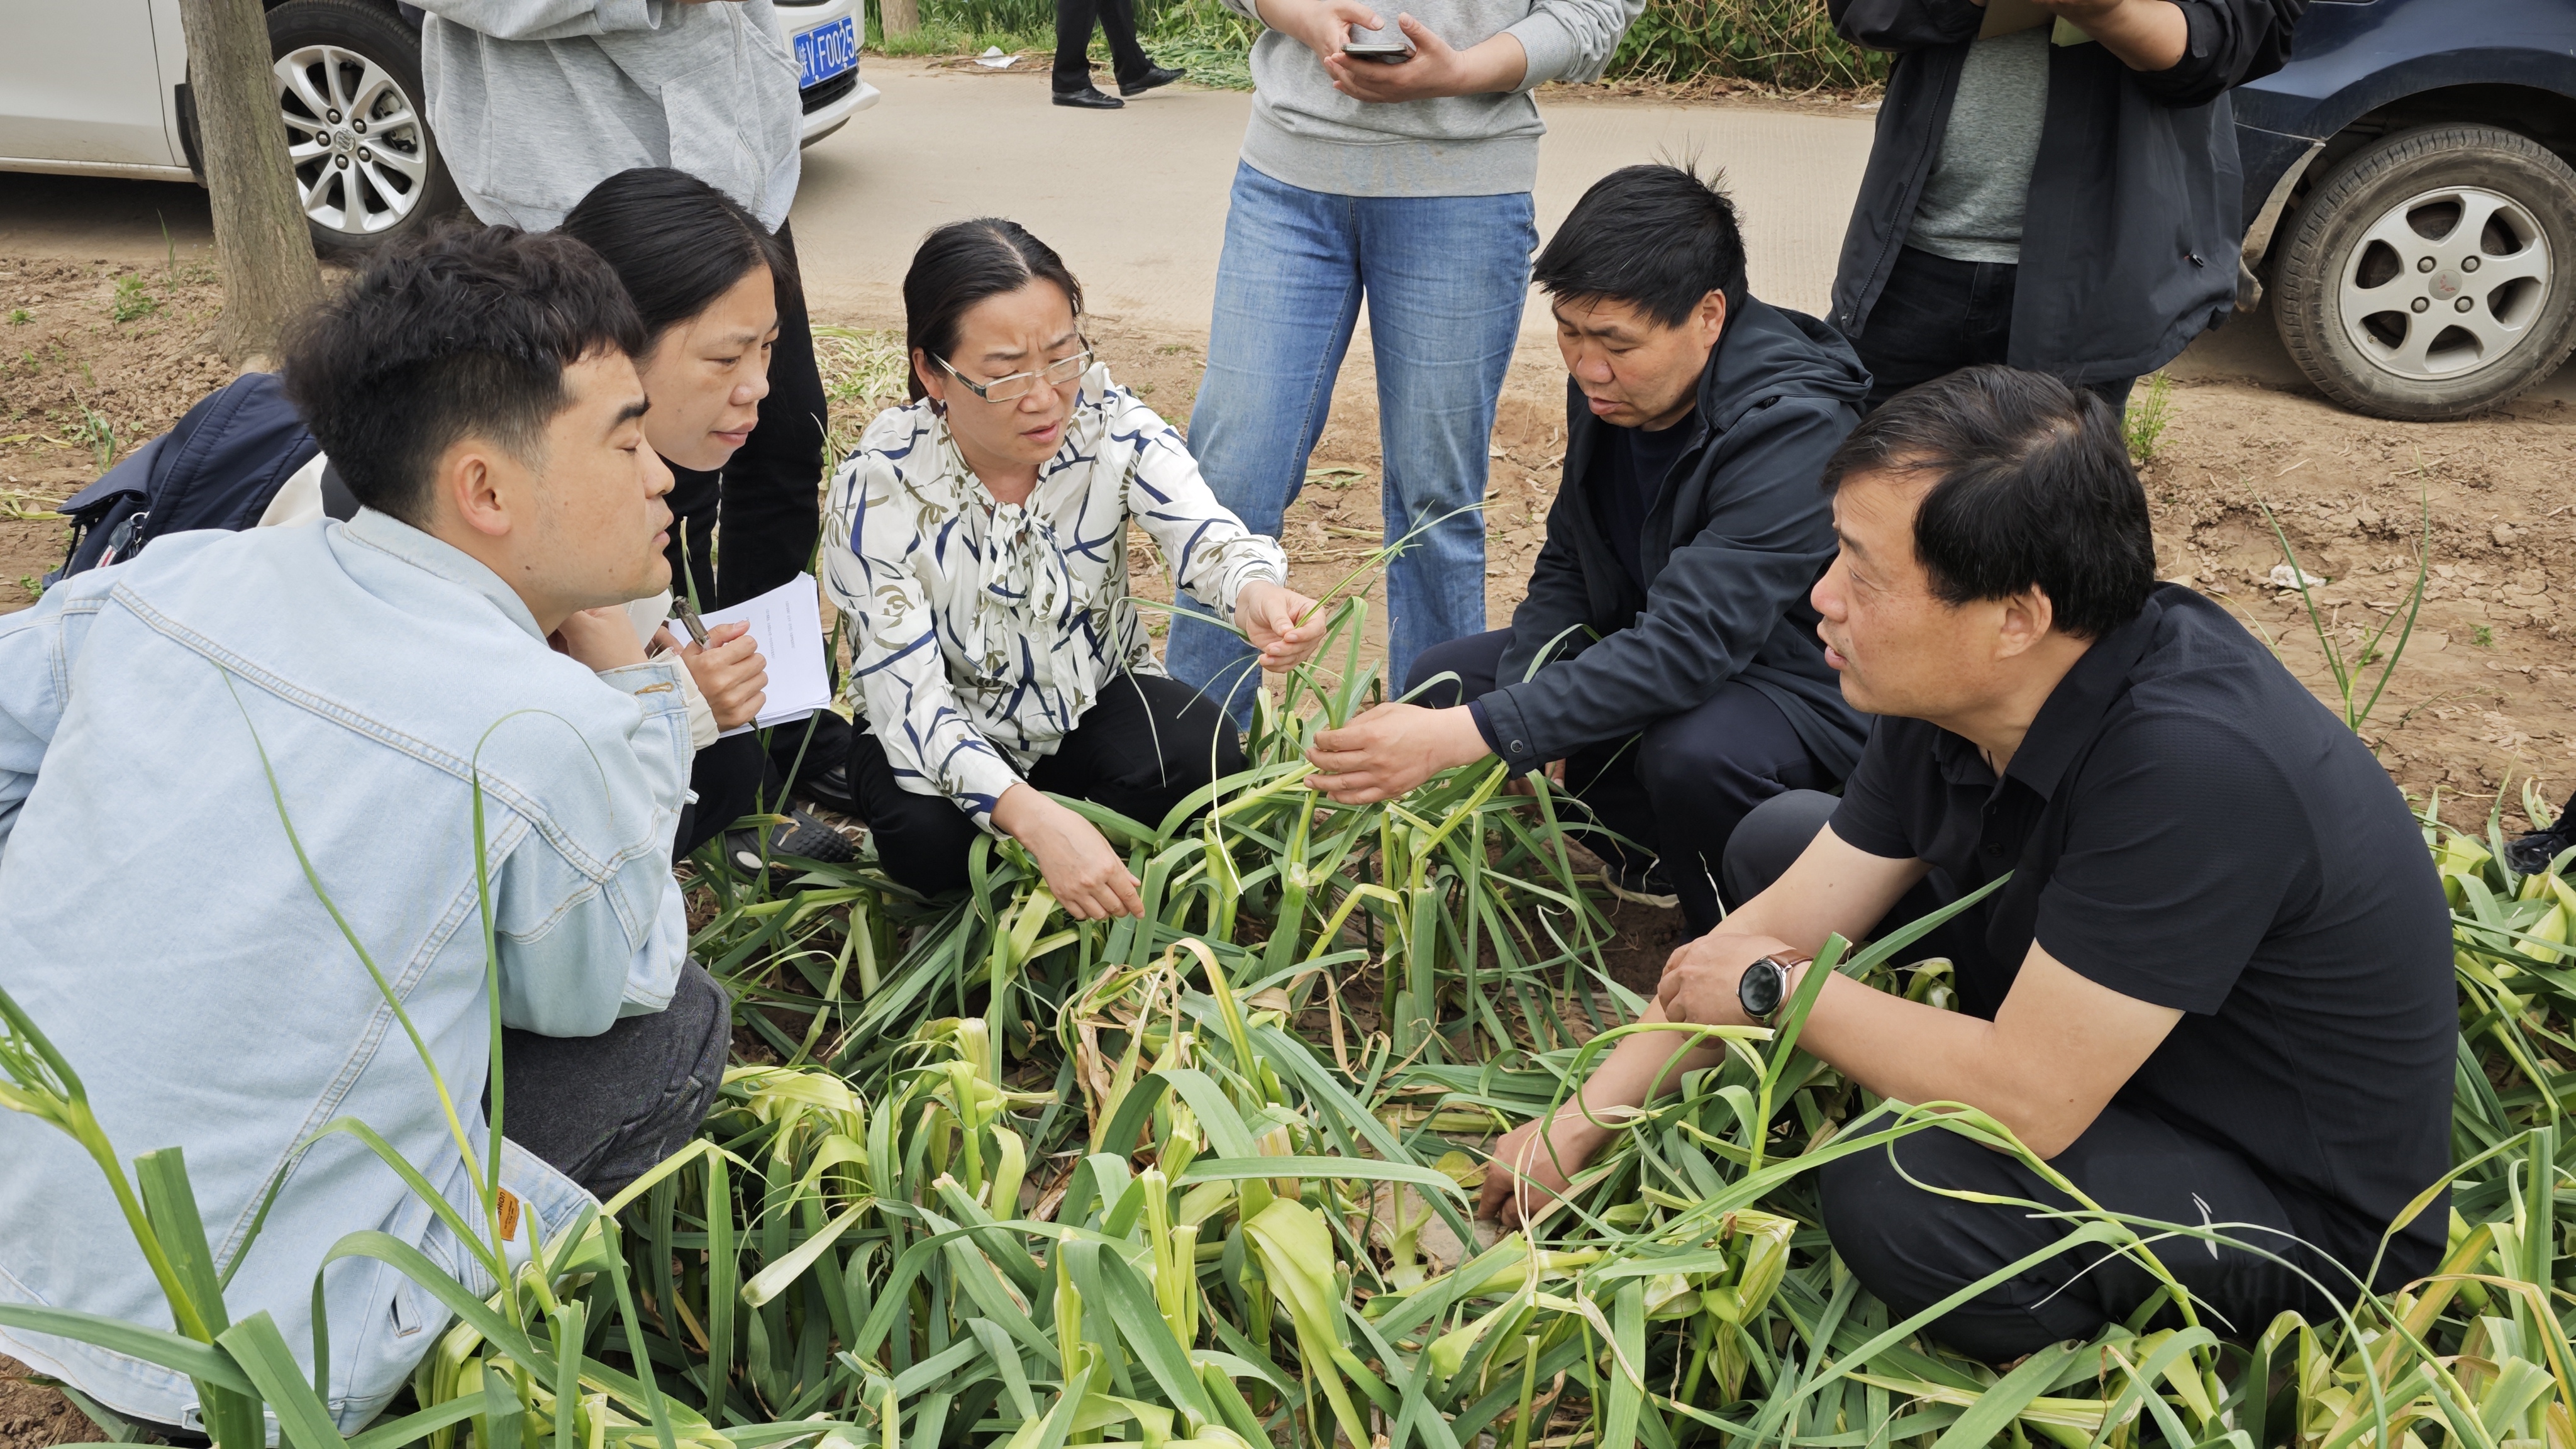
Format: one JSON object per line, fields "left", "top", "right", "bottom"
{"left": 2271, "top": 124, "right": 2576, "bottom": 421}
{"left": 267, "top": 0, "right": 459, "bottom": 257}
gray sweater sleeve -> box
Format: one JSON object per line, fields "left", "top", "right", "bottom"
{"left": 411, "top": 0, "right": 667, "bottom": 41}
{"left": 1502, "top": 0, "right": 1646, "bottom": 89}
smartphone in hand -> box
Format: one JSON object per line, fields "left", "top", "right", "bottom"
{"left": 1343, "top": 21, "right": 1414, "bottom": 62}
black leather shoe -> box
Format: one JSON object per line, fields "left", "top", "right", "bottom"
{"left": 1118, "top": 65, "right": 1185, "bottom": 96}
{"left": 1052, "top": 84, "right": 1124, "bottom": 109}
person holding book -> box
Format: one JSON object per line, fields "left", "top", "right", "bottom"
{"left": 823, "top": 221, "right": 1328, "bottom": 913}
{"left": 1826, "top": 0, "right": 2306, "bottom": 411}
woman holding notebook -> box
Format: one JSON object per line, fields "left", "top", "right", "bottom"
{"left": 822, "top": 220, "right": 1326, "bottom": 916}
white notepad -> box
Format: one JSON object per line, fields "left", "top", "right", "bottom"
{"left": 696, "top": 573, "right": 833, "bottom": 739}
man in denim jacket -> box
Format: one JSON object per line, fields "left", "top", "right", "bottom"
{"left": 0, "top": 227, "right": 725, "bottom": 1433}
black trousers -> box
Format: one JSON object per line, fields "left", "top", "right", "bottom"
{"left": 1053, "top": 0, "right": 1151, "bottom": 92}
{"left": 1723, "top": 791, "right": 2323, "bottom": 1361}
{"left": 665, "top": 221, "right": 827, "bottom": 610}
{"left": 1855, "top": 245, "right": 2136, "bottom": 416}
{"left": 494, "top": 958, "right": 732, "bottom": 1201}
{"left": 675, "top": 713, "right": 853, "bottom": 858}
{"left": 852, "top": 672, "right": 1246, "bottom": 898}
{"left": 1409, "top": 630, "right": 1831, "bottom": 934}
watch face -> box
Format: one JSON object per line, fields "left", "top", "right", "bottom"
{"left": 1740, "top": 958, "right": 1786, "bottom": 1020}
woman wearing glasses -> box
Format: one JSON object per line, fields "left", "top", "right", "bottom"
{"left": 823, "top": 219, "right": 1327, "bottom": 918}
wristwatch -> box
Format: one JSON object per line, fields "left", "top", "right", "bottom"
{"left": 1737, "top": 955, "right": 1802, "bottom": 1028}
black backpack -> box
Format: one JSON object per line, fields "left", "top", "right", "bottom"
{"left": 50, "top": 371, "right": 343, "bottom": 584}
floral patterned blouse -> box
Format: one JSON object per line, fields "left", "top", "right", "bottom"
{"left": 822, "top": 364, "right": 1287, "bottom": 830}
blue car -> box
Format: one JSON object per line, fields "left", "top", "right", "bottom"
{"left": 2235, "top": 0, "right": 2576, "bottom": 419}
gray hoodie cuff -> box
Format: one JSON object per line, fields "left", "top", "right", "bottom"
{"left": 1502, "top": 10, "right": 1578, "bottom": 92}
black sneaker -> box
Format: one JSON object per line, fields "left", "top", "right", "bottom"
{"left": 723, "top": 808, "right": 858, "bottom": 875}
{"left": 1601, "top": 859, "right": 1679, "bottom": 909}
{"left": 794, "top": 758, "right": 859, "bottom": 818}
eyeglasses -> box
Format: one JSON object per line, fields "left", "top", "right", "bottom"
{"left": 933, "top": 343, "right": 1094, "bottom": 402}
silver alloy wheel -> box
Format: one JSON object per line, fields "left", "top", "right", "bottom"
{"left": 274, "top": 43, "right": 431, "bottom": 238}
{"left": 2338, "top": 184, "right": 2553, "bottom": 382}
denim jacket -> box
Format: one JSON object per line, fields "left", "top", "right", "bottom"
{"left": 0, "top": 510, "right": 693, "bottom": 1430}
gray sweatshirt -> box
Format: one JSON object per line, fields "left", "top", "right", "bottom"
{"left": 413, "top": 0, "right": 803, "bottom": 232}
{"left": 1216, "top": 0, "right": 1644, "bottom": 197}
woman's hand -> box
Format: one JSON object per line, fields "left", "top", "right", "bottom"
{"left": 552, "top": 606, "right": 648, "bottom": 671}
{"left": 992, "top": 784, "right": 1145, "bottom": 920}
{"left": 1235, "top": 580, "right": 1328, "bottom": 672}
{"left": 672, "top": 621, "right": 769, "bottom": 732}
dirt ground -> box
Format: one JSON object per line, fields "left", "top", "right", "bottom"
{"left": 0, "top": 1362, "right": 95, "bottom": 1449}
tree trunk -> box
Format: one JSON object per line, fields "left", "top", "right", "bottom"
{"left": 879, "top": 0, "right": 922, "bottom": 42}
{"left": 178, "top": 0, "right": 325, "bottom": 365}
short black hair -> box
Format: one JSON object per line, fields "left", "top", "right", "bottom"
{"left": 1822, "top": 366, "right": 2154, "bottom": 639}
{"left": 558, "top": 167, "right": 796, "bottom": 340}
{"left": 280, "top": 223, "right": 647, "bottom": 525}
{"left": 1531, "top": 162, "right": 1747, "bottom": 328}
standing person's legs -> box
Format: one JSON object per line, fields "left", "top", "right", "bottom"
{"left": 1169, "top": 165, "right": 1365, "bottom": 724}
{"left": 848, "top": 721, "right": 987, "bottom": 897}
{"left": 1355, "top": 191, "right": 1537, "bottom": 687}
{"left": 496, "top": 959, "right": 733, "bottom": 1199}
{"left": 1817, "top": 1101, "right": 2320, "bottom": 1361}
{"left": 1092, "top": 0, "right": 1154, "bottom": 87}
{"left": 1054, "top": 0, "right": 1108, "bottom": 92}
{"left": 1028, "top": 673, "right": 1250, "bottom": 828}
{"left": 1634, "top": 684, "right": 1833, "bottom": 933}
{"left": 1850, "top": 247, "right": 2015, "bottom": 413}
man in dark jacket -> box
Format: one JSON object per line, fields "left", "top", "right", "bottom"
{"left": 1304, "top": 164, "right": 1872, "bottom": 931}
{"left": 1829, "top": 0, "right": 2302, "bottom": 411}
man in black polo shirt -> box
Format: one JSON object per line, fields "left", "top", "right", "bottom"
{"left": 1303, "top": 164, "right": 1873, "bottom": 932}
{"left": 1477, "top": 365, "right": 2455, "bottom": 1360}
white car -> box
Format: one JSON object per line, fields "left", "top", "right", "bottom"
{"left": 0, "top": 0, "right": 877, "bottom": 256}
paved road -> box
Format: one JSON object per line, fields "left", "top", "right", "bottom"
{"left": 0, "top": 58, "right": 1876, "bottom": 341}
{"left": 0, "top": 56, "right": 2426, "bottom": 395}
{"left": 789, "top": 59, "right": 1878, "bottom": 337}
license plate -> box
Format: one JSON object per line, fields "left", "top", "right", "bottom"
{"left": 794, "top": 16, "right": 858, "bottom": 89}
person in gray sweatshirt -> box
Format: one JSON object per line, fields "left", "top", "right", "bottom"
{"left": 1163, "top": 0, "right": 1645, "bottom": 720}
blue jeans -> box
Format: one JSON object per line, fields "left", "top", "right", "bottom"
{"left": 1167, "top": 162, "right": 1536, "bottom": 720}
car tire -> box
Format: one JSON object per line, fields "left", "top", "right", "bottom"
{"left": 2271, "top": 123, "right": 2576, "bottom": 421}
{"left": 264, "top": 0, "right": 459, "bottom": 257}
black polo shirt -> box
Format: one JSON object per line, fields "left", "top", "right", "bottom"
{"left": 1829, "top": 585, "right": 2456, "bottom": 1289}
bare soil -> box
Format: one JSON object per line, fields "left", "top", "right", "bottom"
{"left": 1, "top": 256, "right": 235, "bottom": 604}
{"left": 0, "top": 1360, "right": 106, "bottom": 1449}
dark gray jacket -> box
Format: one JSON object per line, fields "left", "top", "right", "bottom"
{"left": 1828, "top": 0, "right": 2303, "bottom": 384}
{"left": 1479, "top": 297, "right": 1873, "bottom": 777}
